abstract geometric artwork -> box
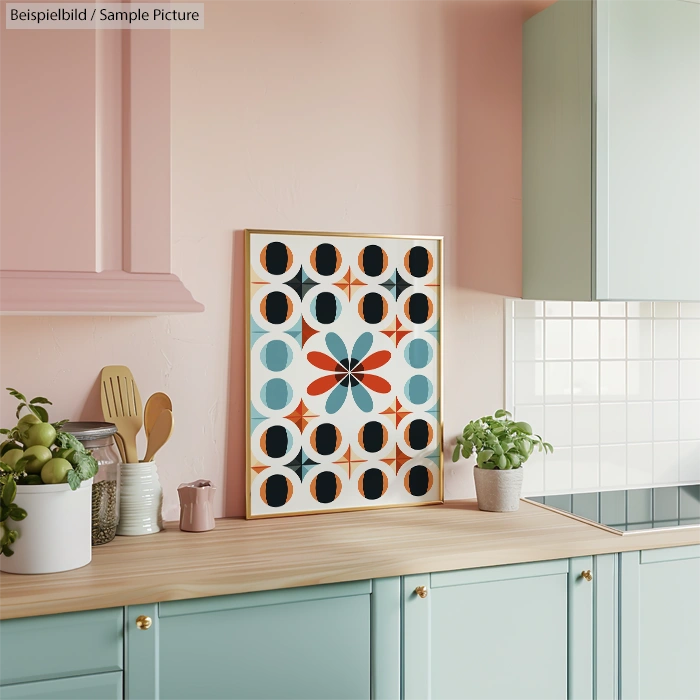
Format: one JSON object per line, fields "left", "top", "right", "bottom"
{"left": 246, "top": 230, "right": 443, "bottom": 518}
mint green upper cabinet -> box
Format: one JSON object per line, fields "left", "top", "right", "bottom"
{"left": 125, "top": 581, "right": 378, "bottom": 700}
{"left": 620, "top": 545, "right": 700, "bottom": 700}
{"left": 523, "top": 0, "right": 700, "bottom": 302}
{"left": 402, "top": 557, "right": 610, "bottom": 700}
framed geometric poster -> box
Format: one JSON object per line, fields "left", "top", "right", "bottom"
{"left": 246, "top": 229, "right": 443, "bottom": 518}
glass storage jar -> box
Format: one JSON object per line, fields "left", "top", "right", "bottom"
{"left": 63, "top": 422, "right": 120, "bottom": 546}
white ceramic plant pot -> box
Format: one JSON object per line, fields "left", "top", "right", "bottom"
{"left": 0, "top": 479, "right": 93, "bottom": 575}
{"left": 117, "top": 462, "right": 163, "bottom": 536}
{"left": 473, "top": 466, "right": 524, "bottom": 512}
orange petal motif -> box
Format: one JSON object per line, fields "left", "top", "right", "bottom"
{"left": 307, "top": 352, "right": 343, "bottom": 371}
{"left": 361, "top": 374, "right": 391, "bottom": 393}
{"left": 307, "top": 374, "right": 342, "bottom": 396}
{"left": 358, "top": 350, "right": 391, "bottom": 371}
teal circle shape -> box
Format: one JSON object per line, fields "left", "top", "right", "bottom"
{"left": 404, "top": 338, "right": 433, "bottom": 369}
{"left": 260, "top": 339, "right": 292, "bottom": 371}
{"left": 261, "top": 378, "right": 293, "bottom": 410}
{"left": 405, "top": 375, "right": 433, "bottom": 405}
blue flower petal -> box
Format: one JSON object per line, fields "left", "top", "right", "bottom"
{"left": 351, "top": 332, "right": 373, "bottom": 365}
{"left": 351, "top": 382, "right": 374, "bottom": 413}
{"left": 325, "top": 333, "right": 348, "bottom": 364}
{"left": 325, "top": 382, "right": 349, "bottom": 414}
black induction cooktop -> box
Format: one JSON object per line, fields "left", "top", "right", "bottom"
{"left": 525, "top": 484, "right": 700, "bottom": 534}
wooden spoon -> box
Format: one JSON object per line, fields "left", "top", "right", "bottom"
{"left": 100, "top": 366, "right": 143, "bottom": 464}
{"left": 144, "top": 392, "right": 173, "bottom": 438}
{"left": 143, "top": 409, "right": 174, "bottom": 463}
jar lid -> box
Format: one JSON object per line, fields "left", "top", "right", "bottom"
{"left": 63, "top": 421, "right": 117, "bottom": 441}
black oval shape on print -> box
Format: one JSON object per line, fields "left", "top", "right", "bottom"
{"left": 263, "top": 425, "right": 289, "bottom": 459}
{"left": 360, "top": 421, "right": 386, "bottom": 453}
{"left": 264, "top": 242, "right": 290, "bottom": 275}
{"left": 313, "top": 423, "right": 340, "bottom": 456}
{"left": 264, "top": 291, "right": 290, "bottom": 324}
{"left": 314, "top": 244, "right": 339, "bottom": 275}
{"left": 315, "top": 292, "right": 338, "bottom": 324}
{"left": 361, "top": 293, "right": 386, "bottom": 324}
{"left": 407, "top": 419, "right": 430, "bottom": 450}
{"left": 263, "top": 474, "right": 290, "bottom": 507}
{"left": 408, "top": 246, "right": 430, "bottom": 277}
{"left": 314, "top": 471, "right": 340, "bottom": 504}
{"left": 361, "top": 468, "right": 386, "bottom": 500}
{"left": 361, "top": 245, "right": 386, "bottom": 277}
{"left": 407, "top": 465, "right": 430, "bottom": 497}
{"left": 407, "top": 293, "right": 429, "bottom": 324}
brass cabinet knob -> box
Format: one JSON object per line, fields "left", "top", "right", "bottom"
{"left": 581, "top": 570, "right": 593, "bottom": 582}
{"left": 415, "top": 585, "right": 428, "bottom": 598}
{"left": 136, "top": 615, "right": 152, "bottom": 630}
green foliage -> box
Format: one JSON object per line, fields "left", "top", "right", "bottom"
{"left": 452, "top": 409, "right": 553, "bottom": 470}
{"left": 0, "top": 388, "right": 101, "bottom": 557}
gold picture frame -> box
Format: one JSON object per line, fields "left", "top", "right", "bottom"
{"left": 245, "top": 229, "right": 444, "bottom": 519}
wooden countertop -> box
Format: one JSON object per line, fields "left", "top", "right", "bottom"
{"left": 1, "top": 499, "right": 699, "bottom": 620}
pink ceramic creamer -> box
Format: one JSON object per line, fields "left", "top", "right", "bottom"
{"left": 177, "top": 480, "right": 216, "bottom": 532}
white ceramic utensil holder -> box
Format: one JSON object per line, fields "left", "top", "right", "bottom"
{"left": 117, "top": 462, "right": 163, "bottom": 536}
{"left": 0, "top": 479, "right": 93, "bottom": 575}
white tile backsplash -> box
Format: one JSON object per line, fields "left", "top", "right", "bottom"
{"left": 508, "top": 300, "right": 700, "bottom": 494}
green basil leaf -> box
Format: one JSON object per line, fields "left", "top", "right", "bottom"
{"left": 2, "top": 478, "right": 16, "bottom": 507}
{"left": 2, "top": 544, "right": 15, "bottom": 557}
{"left": 8, "top": 505, "right": 27, "bottom": 521}
{"left": 452, "top": 444, "right": 461, "bottom": 462}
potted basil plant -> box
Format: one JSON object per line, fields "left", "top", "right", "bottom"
{"left": 452, "top": 410, "right": 553, "bottom": 512}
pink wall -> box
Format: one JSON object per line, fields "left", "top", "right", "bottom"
{"left": 0, "top": 0, "right": 550, "bottom": 519}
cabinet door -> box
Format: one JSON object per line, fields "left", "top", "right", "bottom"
{"left": 0, "top": 672, "right": 122, "bottom": 700}
{"left": 126, "top": 581, "right": 374, "bottom": 700}
{"left": 596, "top": 0, "right": 700, "bottom": 301}
{"left": 620, "top": 545, "right": 700, "bottom": 700}
{"left": 403, "top": 558, "right": 596, "bottom": 700}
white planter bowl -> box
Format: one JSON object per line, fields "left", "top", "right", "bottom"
{"left": 473, "top": 466, "right": 524, "bottom": 512}
{"left": 0, "top": 479, "right": 93, "bottom": 575}
{"left": 117, "top": 462, "right": 163, "bottom": 536}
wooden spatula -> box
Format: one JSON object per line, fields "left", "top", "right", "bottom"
{"left": 100, "top": 366, "right": 143, "bottom": 464}
{"left": 144, "top": 392, "right": 173, "bottom": 438}
{"left": 143, "top": 409, "right": 174, "bottom": 463}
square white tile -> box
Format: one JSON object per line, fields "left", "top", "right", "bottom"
{"left": 627, "top": 319, "right": 653, "bottom": 359}
{"left": 627, "top": 302, "right": 653, "bottom": 318}
{"left": 573, "top": 404, "right": 600, "bottom": 446}
{"left": 514, "top": 405, "right": 545, "bottom": 437}
{"left": 627, "top": 361, "right": 653, "bottom": 401}
{"left": 572, "top": 446, "right": 600, "bottom": 489}
{"left": 680, "top": 360, "right": 700, "bottom": 400}
{"left": 600, "top": 320, "right": 626, "bottom": 359}
{"left": 515, "top": 319, "right": 544, "bottom": 361}
{"left": 679, "top": 401, "right": 700, "bottom": 441}
{"left": 544, "top": 447, "right": 573, "bottom": 491}
{"left": 545, "top": 301, "right": 572, "bottom": 317}
{"left": 680, "top": 302, "right": 700, "bottom": 319}
{"left": 545, "top": 404, "right": 572, "bottom": 446}
{"left": 600, "top": 361, "right": 626, "bottom": 401}
{"left": 573, "top": 320, "right": 599, "bottom": 360}
{"left": 514, "top": 300, "right": 544, "bottom": 318}
{"left": 545, "top": 362, "right": 572, "bottom": 403}
{"left": 600, "top": 403, "right": 626, "bottom": 445}
{"left": 654, "top": 302, "right": 679, "bottom": 318}
{"left": 573, "top": 361, "right": 599, "bottom": 403}
{"left": 653, "top": 442, "right": 679, "bottom": 484}
{"left": 680, "top": 320, "right": 700, "bottom": 360}
{"left": 600, "top": 302, "right": 626, "bottom": 318}
{"left": 679, "top": 442, "right": 700, "bottom": 482}
{"left": 627, "top": 402, "right": 653, "bottom": 444}
{"left": 653, "top": 360, "right": 679, "bottom": 401}
{"left": 600, "top": 445, "right": 626, "bottom": 488}
{"left": 545, "top": 320, "right": 572, "bottom": 360}
{"left": 515, "top": 362, "right": 544, "bottom": 405}
{"left": 627, "top": 443, "right": 653, "bottom": 485}
{"left": 653, "top": 401, "right": 679, "bottom": 442}
{"left": 653, "top": 320, "right": 679, "bottom": 358}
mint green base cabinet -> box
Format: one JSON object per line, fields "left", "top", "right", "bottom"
{"left": 402, "top": 556, "right": 618, "bottom": 700}
{"left": 126, "top": 579, "right": 400, "bottom": 700}
{"left": 0, "top": 672, "right": 122, "bottom": 700}
{"left": 620, "top": 545, "right": 700, "bottom": 700}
